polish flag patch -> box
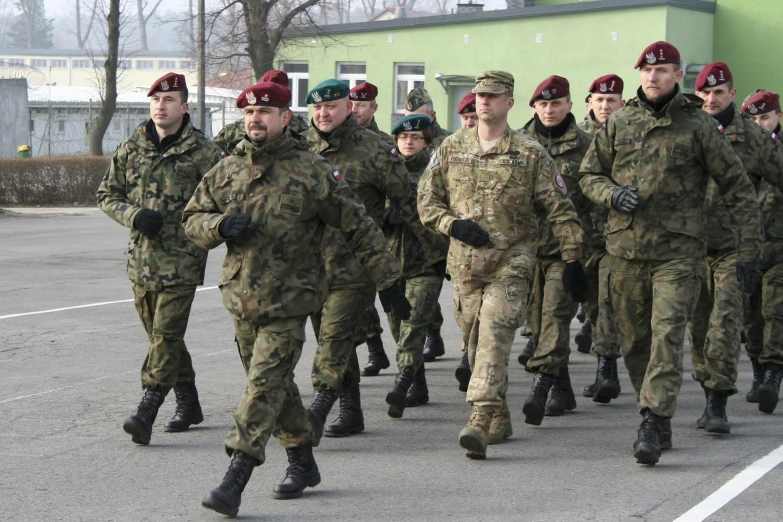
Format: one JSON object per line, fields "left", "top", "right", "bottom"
{"left": 333, "top": 170, "right": 342, "bottom": 180}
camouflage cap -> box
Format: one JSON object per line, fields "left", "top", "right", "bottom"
{"left": 405, "top": 87, "right": 432, "bottom": 111}
{"left": 472, "top": 70, "right": 514, "bottom": 95}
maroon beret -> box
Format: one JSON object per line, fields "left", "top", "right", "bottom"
{"left": 458, "top": 92, "right": 476, "bottom": 114}
{"left": 588, "top": 74, "right": 624, "bottom": 95}
{"left": 349, "top": 82, "right": 378, "bottom": 101}
{"left": 147, "top": 72, "right": 187, "bottom": 96}
{"left": 259, "top": 70, "right": 289, "bottom": 87}
{"left": 635, "top": 41, "right": 681, "bottom": 69}
{"left": 529, "top": 75, "right": 570, "bottom": 107}
{"left": 695, "top": 62, "right": 732, "bottom": 92}
{"left": 742, "top": 91, "right": 781, "bottom": 116}
{"left": 237, "top": 81, "right": 291, "bottom": 108}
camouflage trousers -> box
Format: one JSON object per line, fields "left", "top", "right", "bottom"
{"left": 592, "top": 251, "right": 621, "bottom": 359}
{"left": 366, "top": 294, "right": 444, "bottom": 340}
{"left": 225, "top": 317, "right": 311, "bottom": 464}
{"left": 526, "top": 257, "right": 578, "bottom": 375}
{"left": 744, "top": 254, "right": 783, "bottom": 367}
{"left": 310, "top": 286, "right": 374, "bottom": 393}
{"left": 453, "top": 277, "right": 529, "bottom": 407}
{"left": 582, "top": 251, "right": 600, "bottom": 325}
{"left": 608, "top": 255, "right": 702, "bottom": 418}
{"left": 687, "top": 251, "right": 742, "bottom": 394}
{"left": 132, "top": 283, "right": 196, "bottom": 393}
{"left": 387, "top": 274, "right": 443, "bottom": 373}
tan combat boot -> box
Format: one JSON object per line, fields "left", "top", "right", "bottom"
{"left": 458, "top": 405, "right": 494, "bottom": 460}
{"left": 487, "top": 401, "right": 512, "bottom": 445}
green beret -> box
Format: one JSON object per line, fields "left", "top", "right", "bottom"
{"left": 405, "top": 87, "right": 432, "bottom": 111}
{"left": 392, "top": 114, "right": 432, "bottom": 135}
{"left": 306, "top": 79, "right": 349, "bottom": 104}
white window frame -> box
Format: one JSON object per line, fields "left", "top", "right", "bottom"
{"left": 394, "top": 63, "right": 425, "bottom": 114}
{"left": 51, "top": 59, "right": 67, "bottom": 68}
{"left": 31, "top": 59, "right": 47, "bottom": 68}
{"left": 9, "top": 58, "right": 24, "bottom": 66}
{"left": 280, "top": 61, "right": 309, "bottom": 112}
{"left": 72, "top": 59, "right": 90, "bottom": 69}
{"left": 337, "top": 62, "right": 367, "bottom": 89}
{"left": 180, "top": 61, "right": 196, "bottom": 70}
{"left": 136, "top": 60, "right": 153, "bottom": 69}
{"left": 159, "top": 60, "right": 176, "bottom": 69}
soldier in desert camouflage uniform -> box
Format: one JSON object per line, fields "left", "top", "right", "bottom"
{"left": 97, "top": 72, "right": 223, "bottom": 446}
{"left": 186, "top": 81, "right": 408, "bottom": 518}
{"left": 579, "top": 42, "right": 762, "bottom": 466}
{"left": 419, "top": 71, "right": 584, "bottom": 460}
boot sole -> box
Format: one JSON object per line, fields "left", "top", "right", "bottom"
{"left": 633, "top": 444, "right": 660, "bottom": 465}
{"left": 487, "top": 427, "right": 512, "bottom": 445}
{"left": 593, "top": 381, "right": 620, "bottom": 404}
{"left": 757, "top": 386, "right": 779, "bottom": 414}
{"left": 705, "top": 422, "right": 730, "bottom": 434}
{"left": 123, "top": 418, "right": 151, "bottom": 445}
{"left": 202, "top": 493, "right": 239, "bottom": 518}
{"left": 360, "top": 369, "right": 381, "bottom": 376}
{"left": 406, "top": 396, "right": 430, "bottom": 407}
{"left": 273, "top": 473, "right": 321, "bottom": 500}
{"left": 324, "top": 424, "right": 365, "bottom": 438}
{"left": 164, "top": 412, "right": 204, "bottom": 433}
{"left": 386, "top": 390, "right": 407, "bottom": 418}
{"left": 459, "top": 427, "right": 487, "bottom": 460}
{"left": 575, "top": 334, "right": 592, "bottom": 354}
{"left": 523, "top": 401, "right": 545, "bottom": 426}
{"left": 455, "top": 367, "right": 472, "bottom": 390}
{"left": 544, "top": 401, "right": 576, "bottom": 417}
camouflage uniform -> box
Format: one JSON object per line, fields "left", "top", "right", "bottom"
{"left": 385, "top": 148, "right": 451, "bottom": 373}
{"left": 579, "top": 88, "right": 762, "bottom": 418}
{"left": 367, "top": 117, "right": 394, "bottom": 145}
{"left": 577, "top": 114, "right": 603, "bottom": 135}
{"left": 97, "top": 116, "right": 222, "bottom": 394}
{"left": 431, "top": 119, "right": 452, "bottom": 149}
{"left": 418, "top": 126, "right": 583, "bottom": 408}
{"left": 182, "top": 131, "right": 401, "bottom": 464}
{"left": 214, "top": 116, "right": 309, "bottom": 154}
{"left": 520, "top": 114, "right": 593, "bottom": 374}
{"left": 305, "top": 114, "right": 444, "bottom": 395}
{"left": 688, "top": 110, "right": 783, "bottom": 393}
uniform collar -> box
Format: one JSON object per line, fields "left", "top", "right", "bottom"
{"left": 403, "top": 147, "right": 432, "bottom": 172}
{"left": 465, "top": 125, "right": 513, "bottom": 157}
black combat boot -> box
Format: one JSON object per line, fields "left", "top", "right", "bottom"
{"left": 575, "top": 319, "right": 593, "bottom": 354}
{"left": 422, "top": 331, "right": 445, "bottom": 362}
{"left": 758, "top": 364, "right": 782, "bottom": 414}
{"left": 406, "top": 365, "right": 429, "bottom": 407}
{"left": 633, "top": 409, "right": 663, "bottom": 466}
{"left": 307, "top": 389, "right": 338, "bottom": 447}
{"left": 545, "top": 365, "right": 577, "bottom": 416}
{"left": 746, "top": 357, "right": 764, "bottom": 403}
{"left": 576, "top": 303, "right": 586, "bottom": 323}
{"left": 273, "top": 443, "right": 321, "bottom": 499}
{"left": 361, "top": 335, "right": 390, "bottom": 377}
{"left": 592, "top": 356, "right": 621, "bottom": 404}
{"left": 164, "top": 381, "right": 204, "bottom": 432}
{"left": 386, "top": 367, "right": 415, "bottom": 418}
{"left": 325, "top": 380, "right": 365, "bottom": 437}
{"left": 455, "top": 349, "right": 471, "bottom": 392}
{"left": 660, "top": 418, "right": 673, "bottom": 451}
{"left": 696, "top": 384, "right": 709, "bottom": 430}
{"left": 123, "top": 388, "right": 165, "bottom": 445}
{"left": 517, "top": 337, "right": 536, "bottom": 366}
{"left": 523, "top": 372, "right": 555, "bottom": 426}
{"left": 201, "top": 450, "right": 259, "bottom": 517}
{"left": 583, "top": 383, "right": 595, "bottom": 397}
{"left": 705, "top": 389, "right": 731, "bottom": 433}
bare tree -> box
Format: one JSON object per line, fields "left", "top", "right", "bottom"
{"left": 359, "top": 0, "right": 380, "bottom": 20}
{"left": 75, "top": 0, "right": 99, "bottom": 49}
{"left": 135, "top": 0, "right": 162, "bottom": 51}
{"left": 89, "top": 0, "right": 121, "bottom": 156}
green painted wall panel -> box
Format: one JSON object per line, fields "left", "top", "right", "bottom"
{"left": 665, "top": 7, "right": 714, "bottom": 67}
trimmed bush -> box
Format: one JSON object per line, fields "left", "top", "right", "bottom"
{"left": 0, "top": 156, "right": 111, "bottom": 206}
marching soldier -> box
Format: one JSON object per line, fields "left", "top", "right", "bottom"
{"left": 97, "top": 72, "right": 223, "bottom": 445}
{"left": 579, "top": 42, "right": 762, "bottom": 465}
{"left": 419, "top": 71, "right": 584, "bottom": 460}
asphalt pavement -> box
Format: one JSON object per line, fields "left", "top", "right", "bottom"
{"left": 1, "top": 212, "right": 781, "bottom": 521}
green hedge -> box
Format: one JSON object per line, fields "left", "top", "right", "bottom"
{"left": 0, "top": 157, "right": 111, "bottom": 206}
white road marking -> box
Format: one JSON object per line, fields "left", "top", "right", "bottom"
{"left": 0, "top": 348, "right": 232, "bottom": 405}
{"left": 0, "top": 286, "right": 218, "bottom": 321}
{"left": 673, "top": 443, "right": 783, "bottom": 522}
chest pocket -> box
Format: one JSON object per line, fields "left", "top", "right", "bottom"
{"left": 496, "top": 159, "right": 534, "bottom": 218}
{"left": 668, "top": 139, "right": 693, "bottom": 166}
{"left": 124, "top": 153, "right": 146, "bottom": 192}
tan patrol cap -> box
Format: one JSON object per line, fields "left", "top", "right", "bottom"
{"left": 473, "top": 70, "right": 514, "bottom": 95}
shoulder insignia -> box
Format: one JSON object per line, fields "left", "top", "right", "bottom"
{"left": 220, "top": 151, "right": 228, "bottom": 158}
{"left": 773, "top": 132, "right": 779, "bottom": 142}
{"left": 717, "top": 124, "right": 725, "bottom": 134}
{"left": 333, "top": 170, "right": 342, "bottom": 180}
{"left": 555, "top": 173, "right": 565, "bottom": 188}
{"left": 428, "top": 151, "right": 439, "bottom": 169}
{"left": 391, "top": 147, "right": 398, "bottom": 156}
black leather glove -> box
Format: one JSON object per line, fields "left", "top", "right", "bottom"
{"left": 385, "top": 207, "right": 404, "bottom": 226}
{"left": 133, "top": 209, "right": 163, "bottom": 237}
{"left": 611, "top": 186, "right": 640, "bottom": 213}
{"left": 450, "top": 219, "right": 490, "bottom": 248}
{"left": 378, "top": 282, "right": 412, "bottom": 320}
{"left": 434, "top": 259, "right": 450, "bottom": 281}
{"left": 737, "top": 262, "right": 761, "bottom": 294}
{"left": 218, "top": 213, "right": 252, "bottom": 239}
{"left": 562, "top": 260, "right": 587, "bottom": 303}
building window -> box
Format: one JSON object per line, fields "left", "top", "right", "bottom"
{"left": 31, "top": 59, "right": 47, "bottom": 68}
{"left": 180, "top": 61, "right": 196, "bottom": 70}
{"left": 93, "top": 59, "right": 106, "bottom": 69}
{"left": 337, "top": 62, "right": 366, "bottom": 89}
{"left": 159, "top": 60, "right": 176, "bottom": 69}
{"left": 119, "top": 60, "right": 132, "bottom": 70}
{"left": 51, "top": 59, "right": 67, "bottom": 68}
{"left": 57, "top": 120, "right": 66, "bottom": 133}
{"left": 394, "top": 63, "right": 425, "bottom": 113}
{"left": 113, "top": 119, "right": 121, "bottom": 132}
{"left": 73, "top": 59, "right": 90, "bottom": 69}
{"left": 136, "top": 60, "right": 153, "bottom": 69}
{"left": 9, "top": 58, "right": 24, "bottom": 66}
{"left": 281, "top": 62, "right": 309, "bottom": 111}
